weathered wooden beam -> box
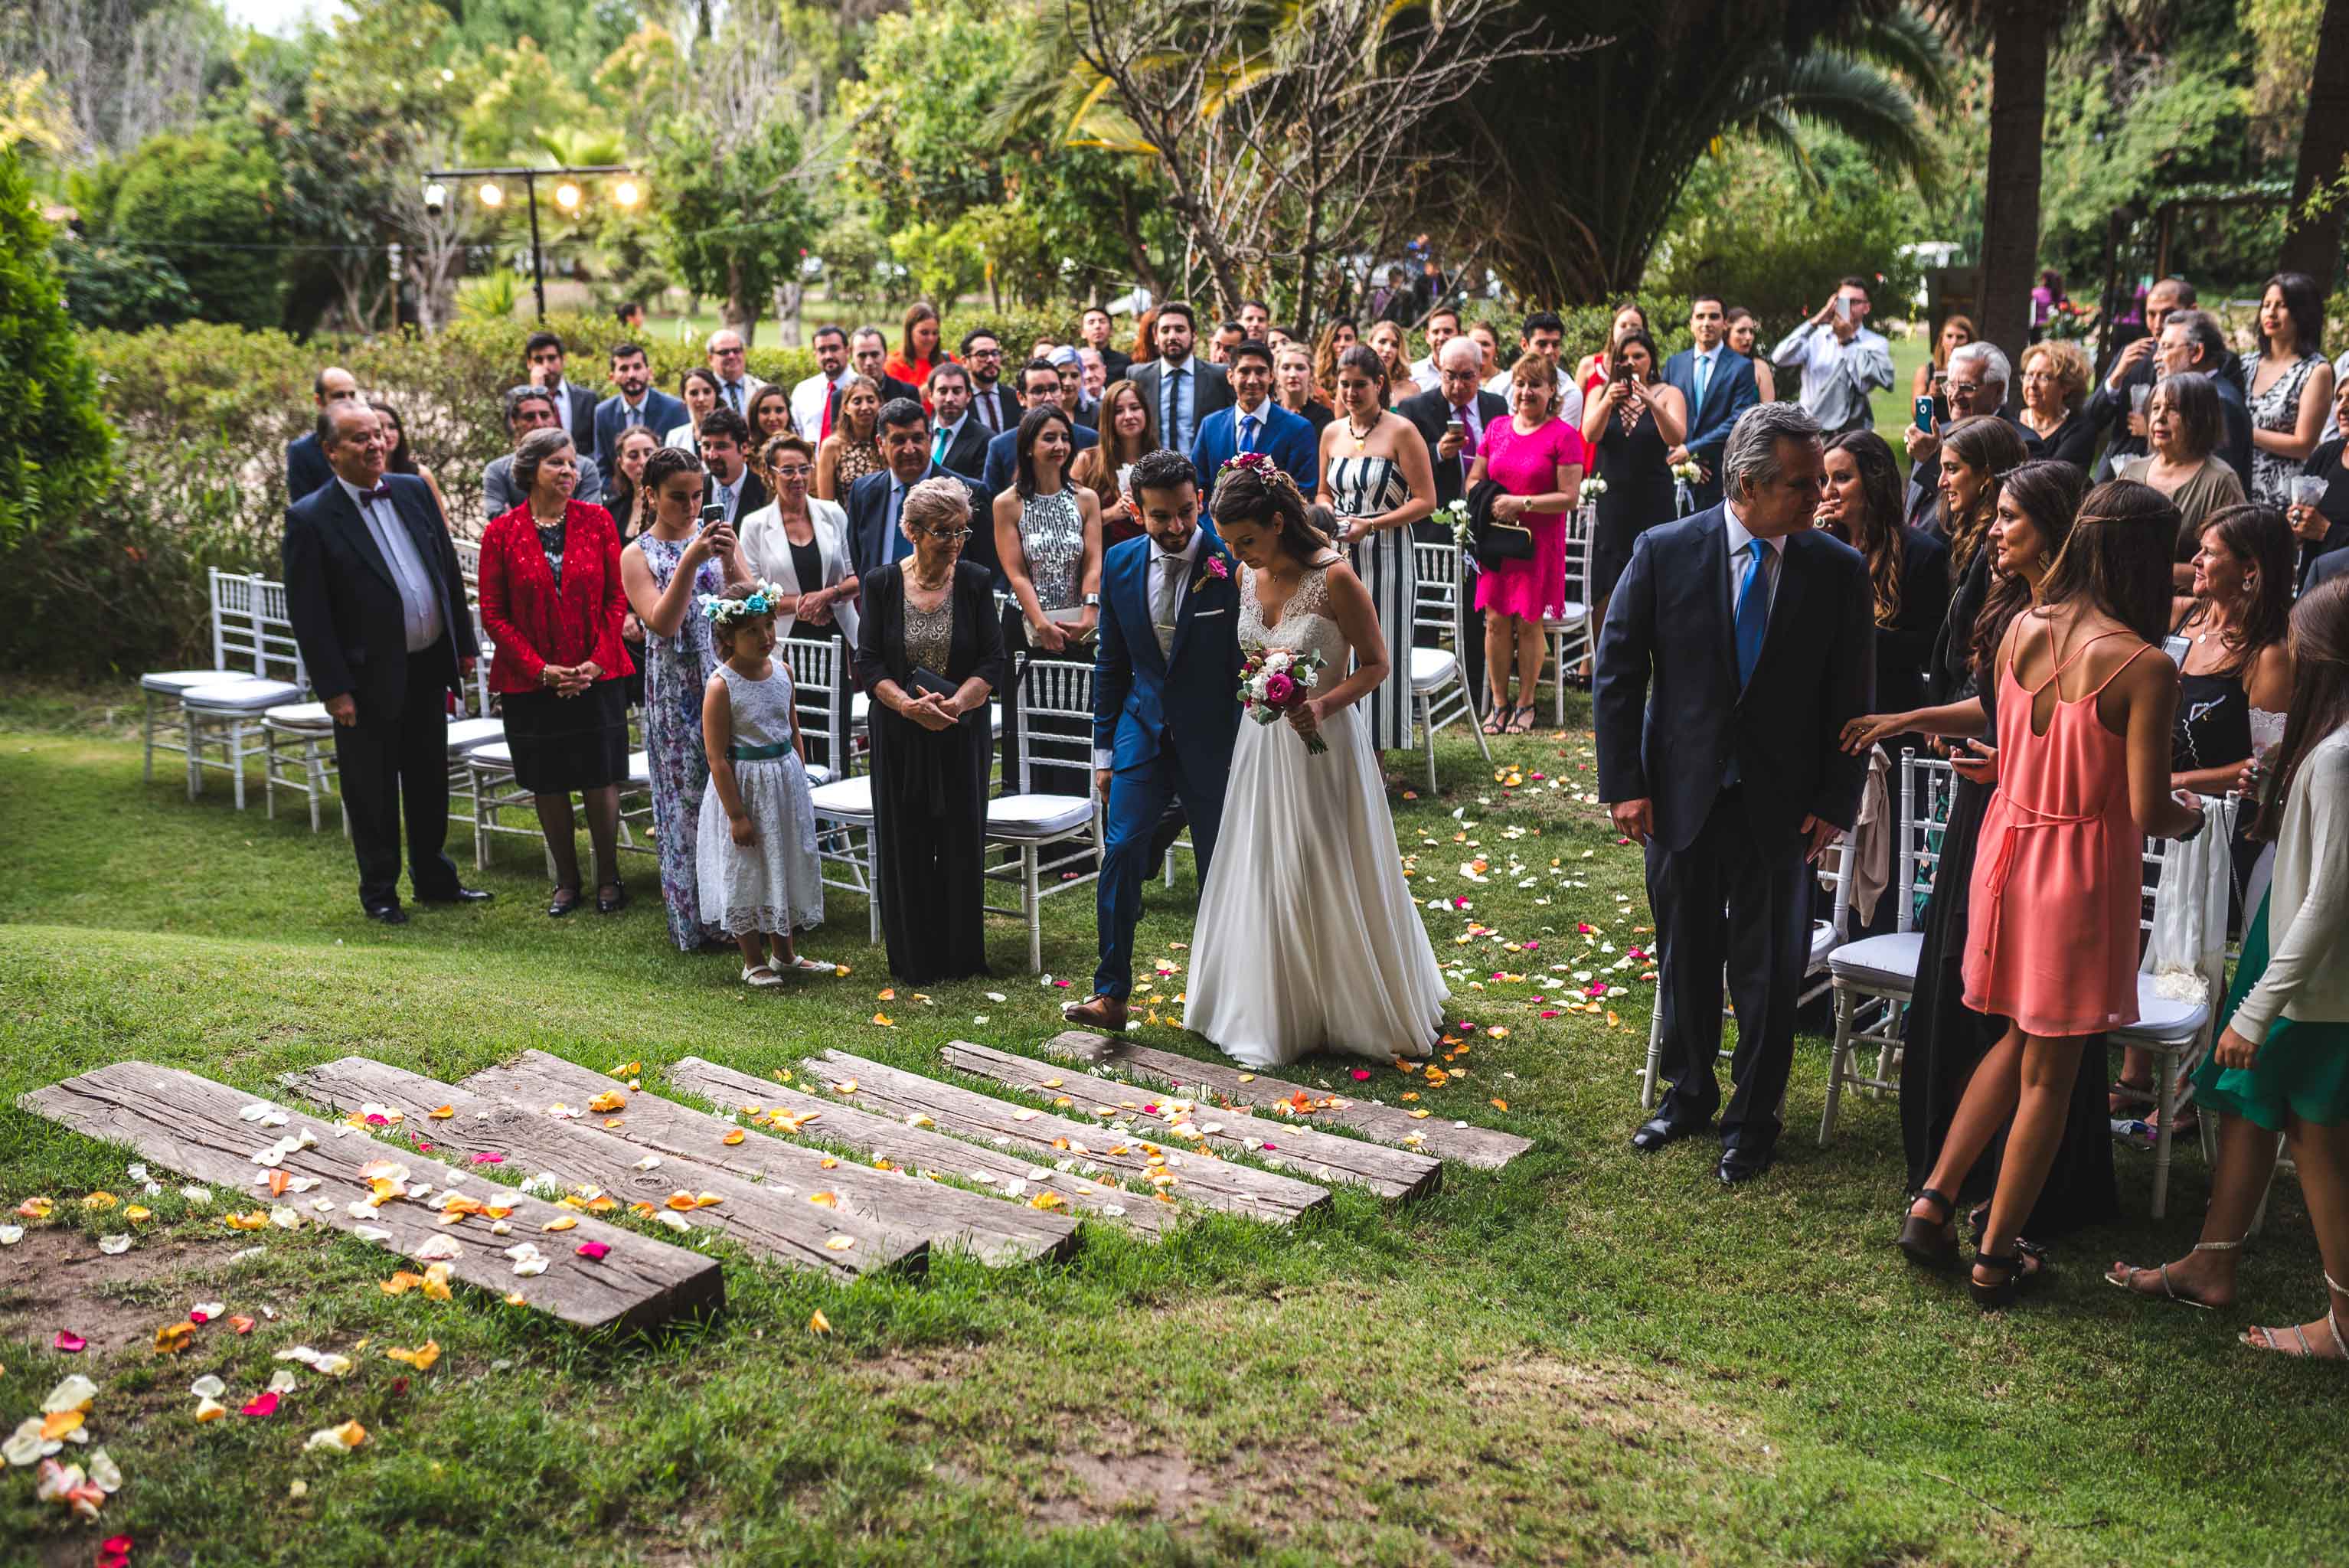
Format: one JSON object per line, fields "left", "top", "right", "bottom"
{"left": 456, "top": 1050, "right": 1078, "bottom": 1266}
{"left": 20, "top": 1062, "right": 720, "bottom": 1334}
{"left": 281, "top": 1057, "right": 926, "bottom": 1283}
{"left": 1043, "top": 1031, "right": 1533, "bottom": 1171}
{"left": 941, "top": 1041, "right": 1442, "bottom": 1201}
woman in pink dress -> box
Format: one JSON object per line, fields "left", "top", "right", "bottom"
{"left": 1467, "top": 354, "right": 1586, "bottom": 733}
{"left": 1900, "top": 479, "right": 2204, "bottom": 1307}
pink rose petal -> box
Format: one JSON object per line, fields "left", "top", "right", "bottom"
{"left": 54, "top": 1330, "right": 86, "bottom": 1353}
{"left": 471, "top": 1152, "right": 505, "bottom": 1165}
{"left": 1350, "top": 1069, "right": 1372, "bottom": 1081}
{"left": 576, "top": 1241, "right": 610, "bottom": 1260}
{"left": 239, "top": 1392, "right": 279, "bottom": 1418}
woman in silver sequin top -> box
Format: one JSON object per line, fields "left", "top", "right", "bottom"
{"left": 993, "top": 403, "right": 1103, "bottom": 654}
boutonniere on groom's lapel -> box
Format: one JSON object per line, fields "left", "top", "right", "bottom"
{"left": 1192, "top": 547, "right": 1231, "bottom": 597}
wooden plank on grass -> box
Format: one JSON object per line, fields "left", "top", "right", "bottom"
{"left": 657, "top": 1054, "right": 1177, "bottom": 1241}
{"left": 282, "top": 1057, "right": 926, "bottom": 1283}
{"left": 941, "top": 1040, "right": 1442, "bottom": 1201}
{"left": 19, "top": 1061, "right": 720, "bottom": 1334}
{"left": 456, "top": 1050, "right": 1079, "bottom": 1266}
{"left": 1044, "top": 1031, "right": 1534, "bottom": 1171}
{"left": 798, "top": 1050, "right": 1329, "bottom": 1226}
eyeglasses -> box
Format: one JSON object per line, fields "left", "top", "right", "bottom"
{"left": 772, "top": 464, "right": 812, "bottom": 479}
{"left": 918, "top": 527, "right": 973, "bottom": 543}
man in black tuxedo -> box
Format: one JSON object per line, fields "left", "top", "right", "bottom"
{"left": 696, "top": 407, "right": 768, "bottom": 525}
{"left": 847, "top": 400, "right": 992, "bottom": 583}
{"left": 286, "top": 366, "right": 359, "bottom": 501}
{"left": 1597, "top": 402, "right": 1873, "bottom": 1184}
{"left": 593, "top": 341, "right": 687, "bottom": 463}
{"left": 962, "top": 328, "right": 1021, "bottom": 437}
{"left": 851, "top": 327, "right": 922, "bottom": 407}
{"left": 983, "top": 358, "right": 1097, "bottom": 499}
{"left": 927, "top": 362, "right": 992, "bottom": 479}
{"left": 510, "top": 331, "right": 602, "bottom": 465}
{"left": 1129, "top": 302, "right": 1232, "bottom": 456}
{"left": 282, "top": 403, "right": 487, "bottom": 924}
{"left": 1080, "top": 307, "right": 1131, "bottom": 384}
{"left": 1400, "top": 336, "right": 1511, "bottom": 702}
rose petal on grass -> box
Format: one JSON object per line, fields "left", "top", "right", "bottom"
{"left": 190, "top": 1375, "right": 226, "bottom": 1400}
{"left": 194, "top": 1397, "right": 227, "bottom": 1423}
{"left": 576, "top": 1241, "right": 610, "bottom": 1260}
{"left": 384, "top": 1341, "right": 439, "bottom": 1372}
{"left": 303, "top": 1419, "right": 366, "bottom": 1453}
{"left": 41, "top": 1375, "right": 96, "bottom": 1415}
{"left": 808, "top": 1309, "right": 832, "bottom": 1334}
{"left": 152, "top": 1322, "right": 194, "bottom": 1355}
{"left": 53, "top": 1331, "right": 86, "bottom": 1354}
{"left": 239, "top": 1392, "right": 279, "bottom": 1418}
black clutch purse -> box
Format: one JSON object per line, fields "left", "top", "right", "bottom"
{"left": 1468, "top": 477, "right": 1534, "bottom": 567}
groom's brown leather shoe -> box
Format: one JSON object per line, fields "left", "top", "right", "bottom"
{"left": 1062, "top": 993, "right": 1129, "bottom": 1031}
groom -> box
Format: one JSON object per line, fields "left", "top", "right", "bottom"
{"left": 1065, "top": 449, "right": 1246, "bottom": 1031}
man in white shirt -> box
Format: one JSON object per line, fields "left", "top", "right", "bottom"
{"left": 706, "top": 328, "right": 764, "bottom": 418}
{"left": 789, "top": 324, "right": 855, "bottom": 443}
{"left": 1408, "top": 305, "right": 1462, "bottom": 392}
{"left": 697, "top": 407, "right": 766, "bottom": 525}
{"left": 1768, "top": 276, "right": 1897, "bottom": 433}
{"left": 1483, "top": 310, "right": 1583, "bottom": 430}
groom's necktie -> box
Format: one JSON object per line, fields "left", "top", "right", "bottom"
{"left": 1152, "top": 551, "right": 1184, "bottom": 660}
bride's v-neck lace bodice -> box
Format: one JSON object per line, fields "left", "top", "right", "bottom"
{"left": 1239, "top": 560, "right": 1348, "bottom": 673}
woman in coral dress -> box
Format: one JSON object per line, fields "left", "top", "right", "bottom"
{"left": 1898, "top": 480, "right": 2204, "bottom": 1307}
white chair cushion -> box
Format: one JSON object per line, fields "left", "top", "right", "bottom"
{"left": 986, "top": 792, "right": 1094, "bottom": 838}
{"left": 2113, "top": 977, "right": 2210, "bottom": 1045}
{"left": 626, "top": 750, "right": 651, "bottom": 787}
{"left": 1409, "top": 646, "right": 1458, "bottom": 691}
{"left": 183, "top": 679, "right": 303, "bottom": 712}
{"left": 802, "top": 763, "right": 835, "bottom": 788}
{"left": 1544, "top": 604, "right": 1589, "bottom": 631}
{"left": 444, "top": 718, "right": 505, "bottom": 755}
{"left": 1828, "top": 932, "right": 1923, "bottom": 991}
{"left": 142, "top": 668, "right": 240, "bottom": 694}
{"left": 470, "top": 741, "right": 517, "bottom": 769}
{"left": 263, "top": 701, "right": 335, "bottom": 729}
{"left": 1807, "top": 920, "right": 1838, "bottom": 969}
{"left": 809, "top": 776, "right": 874, "bottom": 820}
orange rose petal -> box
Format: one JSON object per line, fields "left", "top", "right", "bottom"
{"left": 809, "top": 1308, "right": 832, "bottom": 1334}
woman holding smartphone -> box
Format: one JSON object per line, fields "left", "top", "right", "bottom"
{"left": 1578, "top": 329, "right": 1684, "bottom": 689}
{"left": 993, "top": 403, "right": 1102, "bottom": 796}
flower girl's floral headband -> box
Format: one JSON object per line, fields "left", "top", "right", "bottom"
{"left": 698, "top": 580, "right": 787, "bottom": 630}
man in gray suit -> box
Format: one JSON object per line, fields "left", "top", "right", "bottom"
{"left": 483, "top": 387, "right": 603, "bottom": 519}
{"left": 1128, "top": 302, "right": 1232, "bottom": 456}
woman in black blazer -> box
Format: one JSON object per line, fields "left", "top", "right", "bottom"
{"left": 852, "top": 477, "right": 1007, "bottom": 982}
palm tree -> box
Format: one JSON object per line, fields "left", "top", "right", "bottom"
{"left": 2279, "top": 0, "right": 2349, "bottom": 286}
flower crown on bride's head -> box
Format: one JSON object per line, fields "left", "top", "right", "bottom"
{"left": 1218, "top": 449, "right": 1305, "bottom": 504}
{"left": 698, "top": 579, "right": 787, "bottom": 630}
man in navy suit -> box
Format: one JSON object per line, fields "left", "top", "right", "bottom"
{"left": 927, "top": 362, "right": 992, "bottom": 480}
{"left": 1661, "top": 295, "right": 1760, "bottom": 513}
{"left": 1063, "top": 449, "right": 1244, "bottom": 1034}
{"left": 281, "top": 403, "right": 487, "bottom": 923}
{"left": 286, "top": 365, "right": 359, "bottom": 501}
{"left": 961, "top": 328, "right": 1021, "bottom": 438}
{"left": 1596, "top": 402, "right": 1873, "bottom": 1184}
{"left": 846, "top": 399, "right": 990, "bottom": 583}
{"left": 509, "top": 331, "right": 602, "bottom": 465}
{"left": 983, "top": 359, "right": 1096, "bottom": 500}
{"left": 1191, "top": 339, "right": 1317, "bottom": 503}
{"left": 592, "top": 341, "right": 685, "bottom": 462}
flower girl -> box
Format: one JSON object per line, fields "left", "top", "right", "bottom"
{"left": 695, "top": 580, "right": 829, "bottom": 987}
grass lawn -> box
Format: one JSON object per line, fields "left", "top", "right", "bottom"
{"left": 2, "top": 681, "right": 2341, "bottom": 1567}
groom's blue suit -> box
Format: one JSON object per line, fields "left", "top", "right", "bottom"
{"left": 1091, "top": 521, "right": 1246, "bottom": 999}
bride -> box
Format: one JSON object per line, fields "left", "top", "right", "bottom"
{"left": 1184, "top": 455, "right": 1448, "bottom": 1068}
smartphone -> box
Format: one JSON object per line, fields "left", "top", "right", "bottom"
{"left": 1834, "top": 295, "right": 1851, "bottom": 324}
{"left": 2162, "top": 633, "right": 2191, "bottom": 667}
{"left": 700, "top": 502, "right": 726, "bottom": 528}
{"left": 1913, "top": 396, "right": 1936, "bottom": 433}
{"left": 1445, "top": 416, "right": 1465, "bottom": 436}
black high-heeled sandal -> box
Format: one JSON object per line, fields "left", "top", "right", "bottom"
{"left": 547, "top": 885, "right": 582, "bottom": 918}
{"left": 596, "top": 877, "right": 628, "bottom": 915}
{"left": 1969, "top": 1247, "right": 2047, "bottom": 1310}
{"left": 1899, "top": 1187, "right": 1961, "bottom": 1272}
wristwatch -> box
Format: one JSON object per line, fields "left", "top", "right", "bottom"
{"left": 1083, "top": 593, "right": 1101, "bottom": 608}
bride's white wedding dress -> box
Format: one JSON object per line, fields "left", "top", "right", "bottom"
{"left": 1185, "top": 560, "right": 1449, "bottom": 1068}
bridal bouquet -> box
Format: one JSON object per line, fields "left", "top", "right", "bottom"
{"left": 1238, "top": 647, "right": 1328, "bottom": 755}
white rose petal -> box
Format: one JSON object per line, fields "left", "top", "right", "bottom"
{"left": 98, "top": 1234, "right": 131, "bottom": 1255}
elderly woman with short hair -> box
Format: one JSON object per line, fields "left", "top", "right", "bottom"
{"left": 479, "top": 425, "right": 637, "bottom": 917}
{"left": 2017, "top": 341, "right": 2097, "bottom": 468}
{"left": 852, "top": 476, "right": 1005, "bottom": 982}
{"left": 2121, "top": 371, "right": 2249, "bottom": 590}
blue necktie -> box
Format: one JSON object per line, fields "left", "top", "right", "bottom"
{"left": 1694, "top": 351, "right": 1713, "bottom": 411}
{"left": 1239, "top": 413, "right": 1257, "bottom": 453}
{"left": 1734, "top": 539, "right": 1771, "bottom": 688}
{"left": 1168, "top": 367, "right": 1188, "bottom": 449}
{"left": 887, "top": 482, "right": 910, "bottom": 561}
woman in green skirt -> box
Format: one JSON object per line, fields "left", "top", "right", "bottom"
{"left": 2108, "top": 577, "right": 2349, "bottom": 1357}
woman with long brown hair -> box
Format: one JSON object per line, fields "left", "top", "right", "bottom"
{"left": 1312, "top": 318, "right": 1361, "bottom": 407}
{"left": 1932, "top": 415, "right": 2030, "bottom": 581}
{"left": 885, "top": 301, "right": 949, "bottom": 397}
{"left": 1913, "top": 312, "right": 1977, "bottom": 399}
{"left": 1070, "top": 377, "right": 1158, "bottom": 549}
{"left": 2108, "top": 576, "right": 2349, "bottom": 1356}
{"left": 1818, "top": 430, "right": 1950, "bottom": 723}
{"left": 813, "top": 376, "right": 886, "bottom": 501}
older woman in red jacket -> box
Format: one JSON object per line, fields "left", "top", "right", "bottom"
{"left": 479, "top": 426, "right": 638, "bottom": 917}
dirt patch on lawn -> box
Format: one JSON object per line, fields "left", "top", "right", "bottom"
{"left": 0, "top": 1227, "right": 260, "bottom": 1356}
{"left": 1460, "top": 1354, "right": 1766, "bottom": 1457}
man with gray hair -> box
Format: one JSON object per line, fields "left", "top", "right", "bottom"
{"left": 1900, "top": 339, "right": 2036, "bottom": 528}
{"left": 2086, "top": 276, "right": 2194, "bottom": 478}
{"left": 485, "top": 387, "right": 603, "bottom": 518}
{"left": 2155, "top": 309, "right": 2254, "bottom": 485}
{"left": 1597, "top": 400, "right": 1874, "bottom": 1186}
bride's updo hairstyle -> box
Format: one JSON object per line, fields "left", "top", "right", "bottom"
{"left": 1210, "top": 459, "right": 1335, "bottom": 564}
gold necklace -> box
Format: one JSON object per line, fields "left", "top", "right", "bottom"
{"left": 1344, "top": 412, "right": 1373, "bottom": 453}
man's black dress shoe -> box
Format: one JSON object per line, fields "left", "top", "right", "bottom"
{"left": 418, "top": 887, "right": 493, "bottom": 906}
{"left": 363, "top": 902, "right": 409, "bottom": 926}
{"left": 1717, "top": 1145, "right": 1775, "bottom": 1185}
{"left": 1631, "top": 1116, "right": 1704, "bottom": 1153}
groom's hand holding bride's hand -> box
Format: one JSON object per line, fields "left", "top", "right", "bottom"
{"left": 1610, "top": 798, "right": 1653, "bottom": 844}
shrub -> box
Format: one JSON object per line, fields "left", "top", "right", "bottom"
{"left": 54, "top": 240, "right": 199, "bottom": 332}
{"left": 71, "top": 129, "right": 287, "bottom": 331}
{"left": 0, "top": 151, "right": 114, "bottom": 548}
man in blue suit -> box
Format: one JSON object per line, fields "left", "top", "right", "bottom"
{"left": 286, "top": 365, "right": 359, "bottom": 501}
{"left": 982, "top": 358, "right": 1097, "bottom": 500}
{"left": 1191, "top": 339, "right": 1317, "bottom": 503}
{"left": 1661, "top": 295, "right": 1760, "bottom": 513}
{"left": 845, "top": 398, "right": 989, "bottom": 583}
{"left": 591, "top": 342, "right": 686, "bottom": 462}
{"left": 1596, "top": 403, "right": 1873, "bottom": 1184}
{"left": 1063, "top": 449, "right": 1245, "bottom": 1033}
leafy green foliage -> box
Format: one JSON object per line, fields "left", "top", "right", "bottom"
{"left": 652, "top": 115, "right": 819, "bottom": 335}
{"left": 52, "top": 240, "right": 199, "bottom": 332}
{"left": 69, "top": 129, "right": 286, "bottom": 329}
{"left": 0, "top": 151, "right": 113, "bottom": 548}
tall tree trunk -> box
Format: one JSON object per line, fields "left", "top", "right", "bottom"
{"left": 2279, "top": 0, "right": 2349, "bottom": 286}
{"left": 724, "top": 257, "right": 754, "bottom": 343}
{"left": 1976, "top": 0, "right": 2050, "bottom": 361}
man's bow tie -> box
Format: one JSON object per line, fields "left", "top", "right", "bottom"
{"left": 360, "top": 485, "right": 392, "bottom": 502}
